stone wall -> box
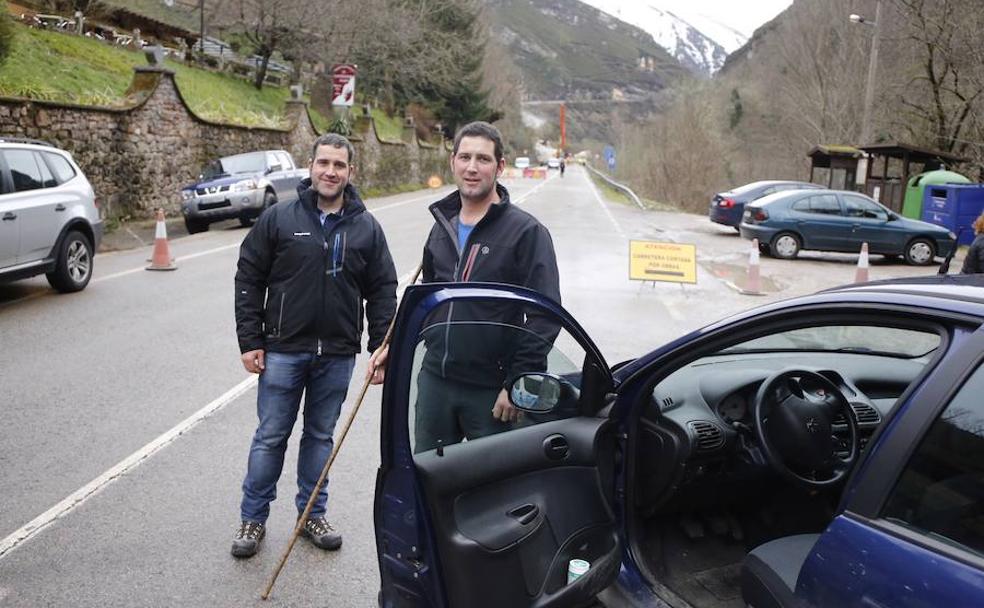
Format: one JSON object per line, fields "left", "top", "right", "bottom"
{"left": 0, "top": 66, "right": 451, "bottom": 219}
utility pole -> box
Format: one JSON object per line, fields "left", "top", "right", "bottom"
{"left": 852, "top": 0, "right": 883, "bottom": 144}
{"left": 199, "top": 0, "right": 206, "bottom": 57}
{"left": 559, "top": 103, "right": 566, "bottom": 156}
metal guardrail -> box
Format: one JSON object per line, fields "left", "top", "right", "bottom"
{"left": 584, "top": 163, "right": 646, "bottom": 210}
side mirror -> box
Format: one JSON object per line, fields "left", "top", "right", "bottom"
{"left": 266, "top": 164, "right": 282, "bottom": 174}
{"left": 887, "top": 213, "right": 898, "bottom": 221}
{"left": 508, "top": 373, "right": 562, "bottom": 412}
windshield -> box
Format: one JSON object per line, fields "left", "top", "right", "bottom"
{"left": 719, "top": 325, "right": 941, "bottom": 358}
{"left": 202, "top": 152, "right": 266, "bottom": 179}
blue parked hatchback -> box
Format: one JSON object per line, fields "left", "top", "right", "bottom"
{"left": 740, "top": 189, "right": 956, "bottom": 265}
{"left": 375, "top": 275, "right": 984, "bottom": 608}
{"left": 709, "top": 180, "right": 822, "bottom": 229}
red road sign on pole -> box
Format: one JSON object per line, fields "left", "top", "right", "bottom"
{"left": 331, "top": 64, "right": 357, "bottom": 107}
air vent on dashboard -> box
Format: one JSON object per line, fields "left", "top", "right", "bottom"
{"left": 688, "top": 421, "right": 725, "bottom": 452}
{"left": 851, "top": 403, "right": 881, "bottom": 424}
{"left": 833, "top": 403, "right": 882, "bottom": 426}
{"left": 662, "top": 396, "right": 675, "bottom": 409}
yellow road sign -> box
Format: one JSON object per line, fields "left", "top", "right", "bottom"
{"left": 629, "top": 240, "right": 697, "bottom": 284}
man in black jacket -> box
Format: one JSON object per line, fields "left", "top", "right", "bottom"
{"left": 413, "top": 121, "right": 560, "bottom": 452}
{"left": 231, "top": 133, "right": 396, "bottom": 558}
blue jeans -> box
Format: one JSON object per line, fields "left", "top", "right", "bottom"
{"left": 240, "top": 351, "right": 355, "bottom": 523}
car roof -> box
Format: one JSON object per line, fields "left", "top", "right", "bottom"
{"left": 825, "top": 273, "right": 984, "bottom": 304}
{"left": 727, "top": 180, "right": 818, "bottom": 193}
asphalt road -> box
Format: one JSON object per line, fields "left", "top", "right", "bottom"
{"left": 0, "top": 166, "right": 953, "bottom": 607}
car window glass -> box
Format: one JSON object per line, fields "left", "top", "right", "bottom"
{"left": 719, "top": 324, "right": 940, "bottom": 358}
{"left": 761, "top": 186, "right": 776, "bottom": 196}
{"left": 266, "top": 152, "right": 280, "bottom": 169}
{"left": 844, "top": 196, "right": 888, "bottom": 220}
{"left": 882, "top": 363, "right": 984, "bottom": 557}
{"left": 3, "top": 149, "right": 44, "bottom": 192}
{"left": 34, "top": 152, "right": 57, "bottom": 188}
{"left": 811, "top": 194, "right": 841, "bottom": 214}
{"left": 408, "top": 300, "right": 589, "bottom": 455}
{"left": 276, "top": 152, "right": 292, "bottom": 169}
{"left": 44, "top": 152, "right": 76, "bottom": 184}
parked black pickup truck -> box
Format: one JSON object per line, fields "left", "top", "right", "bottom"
{"left": 179, "top": 149, "right": 309, "bottom": 233}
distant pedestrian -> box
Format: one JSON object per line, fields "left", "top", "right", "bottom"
{"left": 961, "top": 212, "right": 984, "bottom": 274}
{"left": 559, "top": 158, "right": 566, "bottom": 177}
{"left": 231, "top": 133, "right": 397, "bottom": 558}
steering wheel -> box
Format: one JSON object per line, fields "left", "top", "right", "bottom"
{"left": 752, "top": 369, "right": 859, "bottom": 488}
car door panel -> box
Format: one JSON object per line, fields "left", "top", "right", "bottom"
{"left": 376, "top": 283, "right": 620, "bottom": 608}
{"left": 415, "top": 417, "right": 618, "bottom": 607}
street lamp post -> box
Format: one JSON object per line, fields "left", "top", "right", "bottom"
{"left": 850, "top": 0, "right": 884, "bottom": 145}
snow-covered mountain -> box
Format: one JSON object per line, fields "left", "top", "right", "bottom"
{"left": 579, "top": 0, "right": 748, "bottom": 76}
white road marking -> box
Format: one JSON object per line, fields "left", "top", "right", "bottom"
{"left": 92, "top": 243, "right": 242, "bottom": 284}
{"left": 0, "top": 264, "right": 425, "bottom": 559}
{"left": 0, "top": 375, "right": 259, "bottom": 560}
{"left": 512, "top": 173, "right": 557, "bottom": 205}
{"left": 369, "top": 188, "right": 452, "bottom": 213}
{"left": 583, "top": 171, "right": 627, "bottom": 239}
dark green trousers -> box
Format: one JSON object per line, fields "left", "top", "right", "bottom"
{"left": 414, "top": 367, "right": 510, "bottom": 453}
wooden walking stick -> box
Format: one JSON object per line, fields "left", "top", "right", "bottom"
{"left": 261, "top": 263, "right": 423, "bottom": 600}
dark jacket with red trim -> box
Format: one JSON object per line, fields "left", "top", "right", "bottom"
{"left": 235, "top": 179, "right": 397, "bottom": 356}
{"left": 420, "top": 183, "right": 561, "bottom": 388}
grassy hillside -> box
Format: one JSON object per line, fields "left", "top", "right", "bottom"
{"left": 486, "top": 0, "right": 687, "bottom": 101}
{"left": 0, "top": 24, "right": 330, "bottom": 128}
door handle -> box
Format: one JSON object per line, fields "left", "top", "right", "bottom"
{"left": 543, "top": 434, "right": 569, "bottom": 460}
{"left": 2, "top": 212, "right": 15, "bottom": 221}
{"left": 508, "top": 503, "right": 540, "bottom": 525}
{"left": 55, "top": 204, "right": 66, "bottom": 211}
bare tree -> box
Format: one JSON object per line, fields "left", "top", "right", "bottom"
{"left": 209, "top": 0, "right": 317, "bottom": 89}
{"left": 891, "top": 0, "right": 984, "bottom": 159}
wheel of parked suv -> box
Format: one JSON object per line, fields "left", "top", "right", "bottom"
{"left": 752, "top": 369, "right": 859, "bottom": 489}
{"left": 46, "top": 230, "right": 93, "bottom": 293}
{"left": 184, "top": 217, "right": 209, "bottom": 234}
{"left": 770, "top": 232, "right": 801, "bottom": 259}
{"left": 904, "top": 238, "right": 935, "bottom": 266}
{"left": 263, "top": 191, "right": 277, "bottom": 209}
{"left": 239, "top": 216, "right": 254, "bottom": 228}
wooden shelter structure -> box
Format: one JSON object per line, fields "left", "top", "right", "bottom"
{"left": 808, "top": 142, "right": 967, "bottom": 212}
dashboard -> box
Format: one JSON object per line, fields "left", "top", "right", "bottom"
{"left": 635, "top": 350, "right": 927, "bottom": 510}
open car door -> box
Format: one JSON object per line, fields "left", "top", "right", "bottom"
{"left": 375, "top": 283, "right": 621, "bottom": 608}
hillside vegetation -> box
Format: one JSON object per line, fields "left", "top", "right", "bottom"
{"left": 614, "top": 0, "right": 984, "bottom": 212}
{"left": 0, "top": 24, "right": 332, "bottom": 128}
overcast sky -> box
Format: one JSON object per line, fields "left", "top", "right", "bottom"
{"left": 656, "top": 0, "right": 793, "bottom": 38}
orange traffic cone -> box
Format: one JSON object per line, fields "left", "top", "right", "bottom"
{"left": 855, "top": 242, "right": 869, "bottom": 283}
{"left": 146, "top": 208, "right": 177, "bottom": 271}
{"left": 743, "top": 239, "right": 762, "bottom": 295}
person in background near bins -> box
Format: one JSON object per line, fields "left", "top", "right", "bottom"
{"left": 961, "top": 212, "right": 984, "bottom": 274}
{"left": 232, "top": 133, "right": 397, "bottom": 558}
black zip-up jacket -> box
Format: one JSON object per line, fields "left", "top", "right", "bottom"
{"left": 235, "top": 180, "right": 397, "bottom": 355}
{"left": 961, "top": 234, "right": 984, "bottom": 274}
{"left": 421, "top": 183, "right": 561, "bottom": 388}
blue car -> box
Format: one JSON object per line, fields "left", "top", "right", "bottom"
{"left": 375, "top": 275, "right": 984, "bottom": 607}
{"left": 710, "top": 181, "right": 822, "bottom": 229}
{"left": 740, "top": 189, "right": 957, "bottom": 265}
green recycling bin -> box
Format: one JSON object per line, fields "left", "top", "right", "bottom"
{"left": 902, "top": 169, "right": 970, "bottom": 219}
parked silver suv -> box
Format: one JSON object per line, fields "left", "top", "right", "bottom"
{"left": 0, "top": 138, "right": 102, "bottom": 293}
{"left": 180, "top": 149, "right": 308, "bottom": 233}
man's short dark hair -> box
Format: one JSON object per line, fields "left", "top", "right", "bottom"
{"left": 453, "top": 121, "right": 503, "bottom": 163}
{"left": 311, "top": 133, "right": 355, "bottom": 164}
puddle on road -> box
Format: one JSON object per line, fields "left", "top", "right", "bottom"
{"left": 705, "top": 260, "right": 785, "bottom": 294}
